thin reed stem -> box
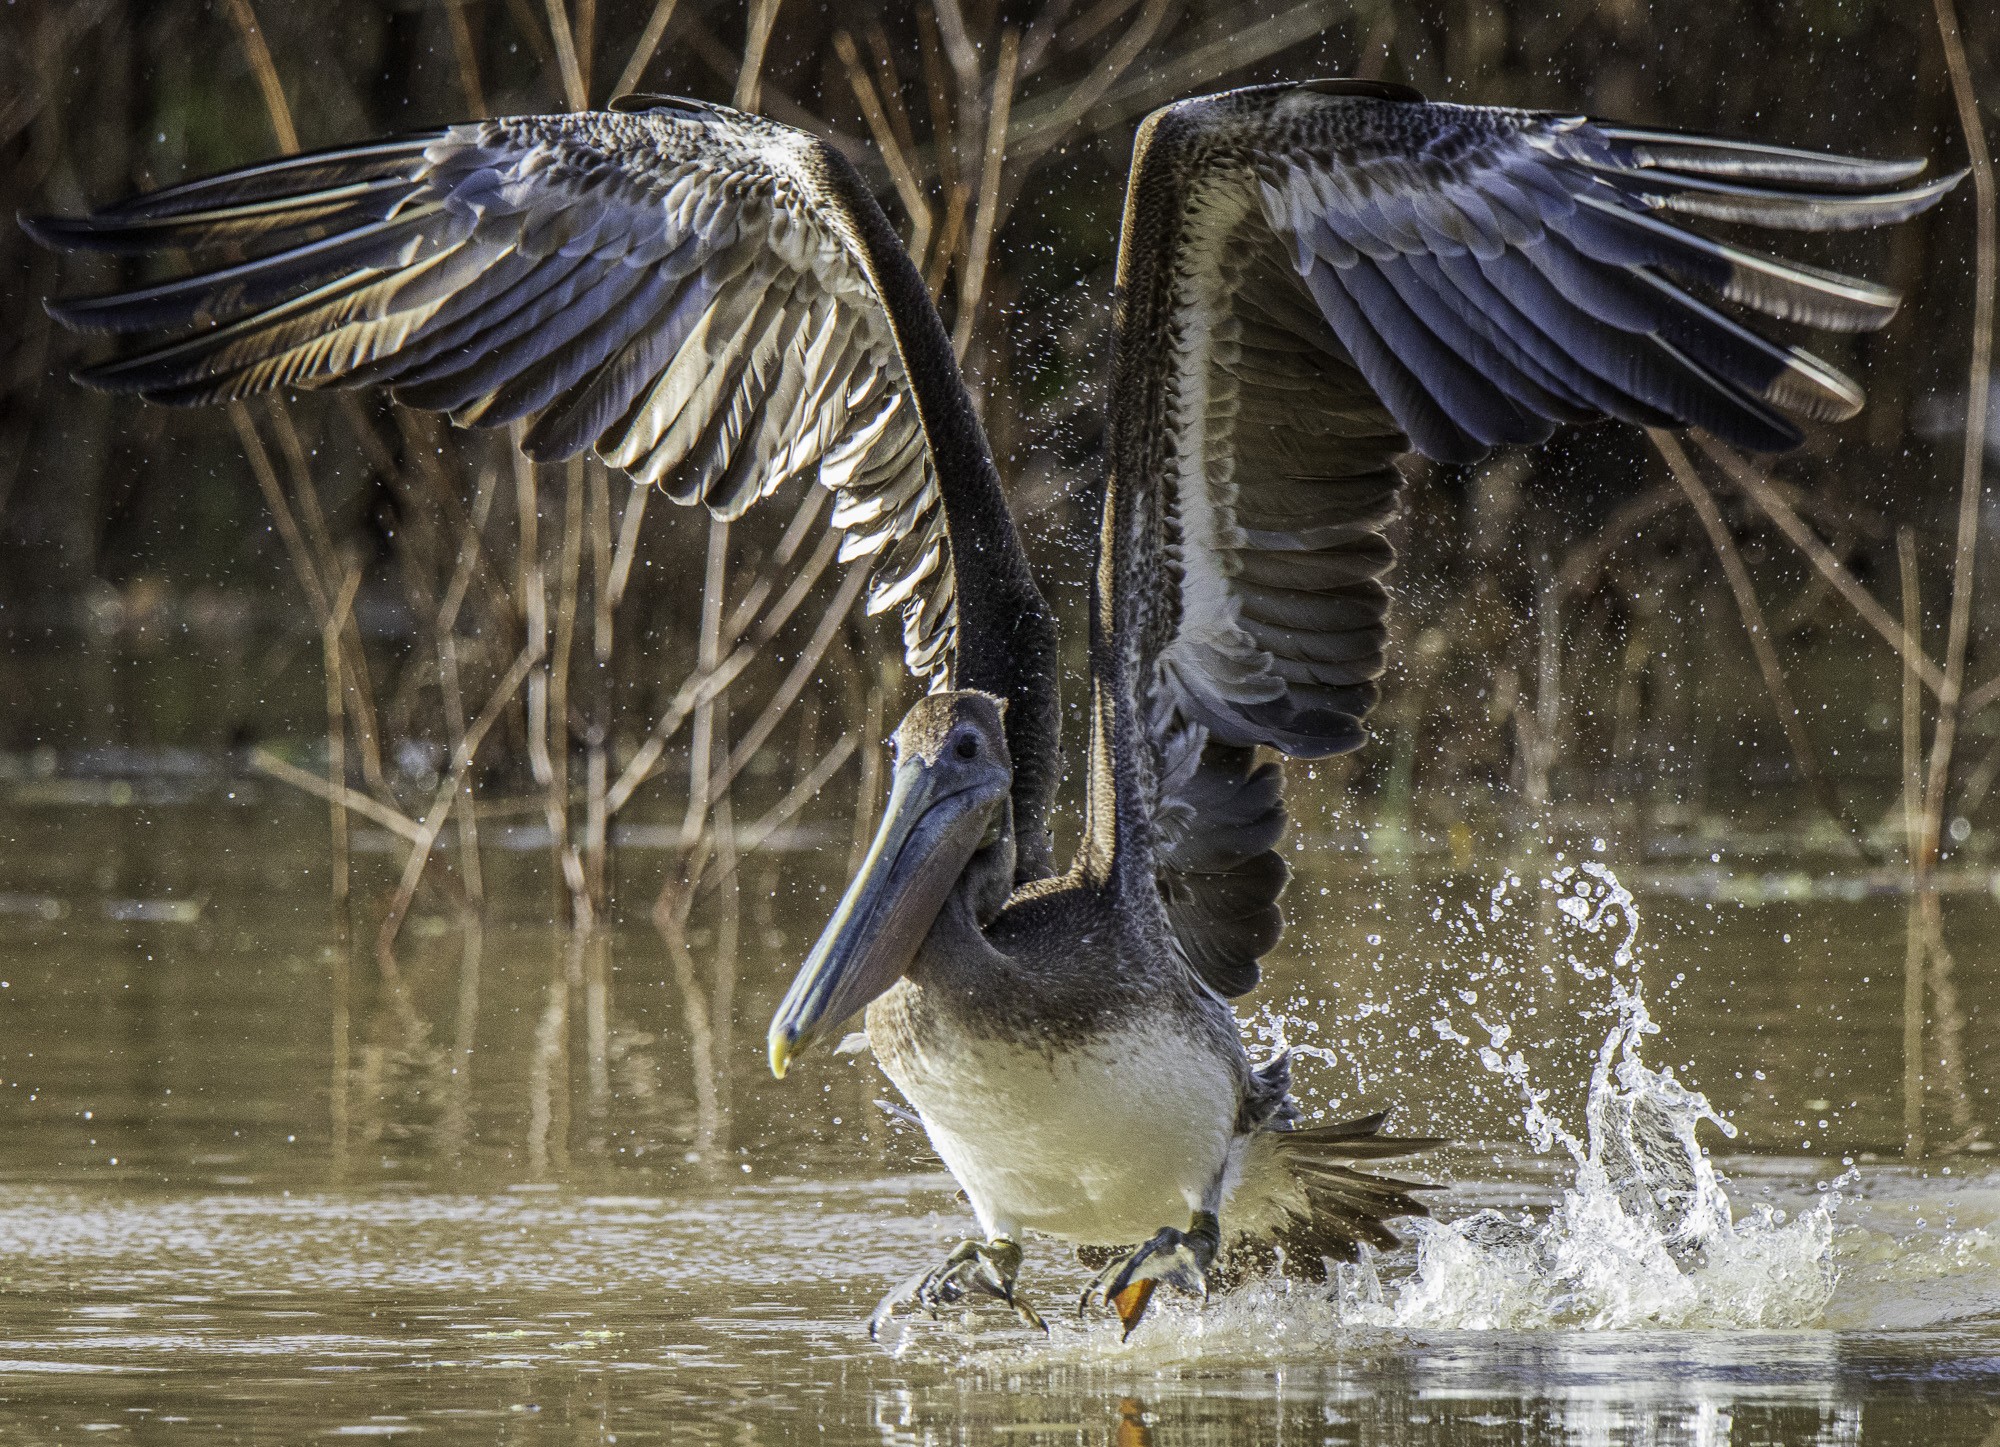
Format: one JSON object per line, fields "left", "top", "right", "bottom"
{"left": 1919, "top": 0, "right": 1996, "bottom": 873}
{"left": 953, "top": 26, "right": 1020, "bottom": 362}
{"left": 1899, "top": 527, "right": 1927, "bottom": 1157}
{"left": 323, "top": 560, "right": 363, "bottom": 937}
{"left": 222, "top": 0, "right": 298, "bottom": 154}
{"left": 613, "top": 0, "right": 681, "bottom": 98}
{"left": 1696, "top": 436, "right": 1946, "bottom": 697}
{"left": 544, "top": 0, "right": 589, "bottom": 110}
{"left": 1654, "top": 432, "right": 1867, "bottom": 853}
{"left": 836, "top": 30, "right": 932, "bottom": 257}
{"left": 443, "top": 0, "right": 488, "bottom": 117}
{"left": 734, "top": 0, "right": 781, "bottom": 112}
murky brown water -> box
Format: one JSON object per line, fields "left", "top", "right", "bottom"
{"left": 1, "top": 776, "right": 1997, "bottom": 1442}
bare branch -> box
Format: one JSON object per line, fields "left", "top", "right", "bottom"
{"left": 717, "top": 565, "right": 869, "bottom": 797}
{"left": 443, "top": 0, "right": 489, "bottom": 117}
{"left": 835, "top": 30, "right": 933, "bottom": 258}
{"left": 1921, "top": 0, "right": 1996, "bottom": 867}
{"left": 613, "top": 0, "right": 681, "bottom": 99}
{"left": 930, "top": 0, "right": 984, "bottom": 98}
{"left": 862, "top": 24, "right": 921, "bottom": 162}
{"left": 1008, "top": 0, "right": 1171, "bottom": 171}
{"left": 377, "top": 642, "right": 542, "bottom": 966}
{"left": 222, "top": 0, "right": 299, "bottom": 154}
{"left": 954, "top": 26, "right": 1020, "bottom": 361}
{"left": 695, "top": 733, "right": 859, "bottom": 901}
{"left": 252, "top": 747, "right": 422, "bottom": 844}
{"left": 1696, "top": 435, "right": 1947, "bottom": 697}
{"left": 543, "top": 0, "right": 589, "bottom": 110}
{"left": 735, "top": 0, "right": 783, "bottom": 113}
{"left": 1652, "top": 431, "right": 1867, "bottom": 853}
{"left": 602, "top": 645, "right": 757, "bottom": 817}
{"left": 1008, "top": 0, "right": 1331, "bottom": 154}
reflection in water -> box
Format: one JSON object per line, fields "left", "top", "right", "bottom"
{"left": 0, "top": 794, "right": 1996, "bottom": 1439}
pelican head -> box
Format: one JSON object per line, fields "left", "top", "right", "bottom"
{"left": 768, "top": 691, "right": 1014, "bottom": 1077}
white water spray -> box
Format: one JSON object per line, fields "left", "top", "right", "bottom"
{"left": 1217, "top": 861, "right": 1845, "bottom": 1340}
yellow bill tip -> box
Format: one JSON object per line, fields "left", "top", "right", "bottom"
{"left": 1111, "top": 1280, "right": 1156, "bottom": 1338}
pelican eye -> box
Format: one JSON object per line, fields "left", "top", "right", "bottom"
{"left": 954, "top": 733, "right": 979, "bottom": 760}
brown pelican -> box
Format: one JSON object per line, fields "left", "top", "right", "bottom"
{"left": 27, "top": 81, "right": 1951, "bottom": 1337}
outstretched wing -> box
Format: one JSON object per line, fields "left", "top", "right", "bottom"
{"left": 1095, "top": 80, "right": 1953, "bottom": 996}
{"left": 28, "top": 100, "right": 965, "bottom": 679}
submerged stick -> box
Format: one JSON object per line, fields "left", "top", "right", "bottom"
{"left": 586, "top": 462, "right": 614, "bottom": 913}
{"left": 548, "top": 458, "right": 588, "bottom": 923}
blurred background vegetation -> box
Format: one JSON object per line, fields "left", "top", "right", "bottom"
{"left": 0, "top": 0, "right": 1995, "bottom": 1160}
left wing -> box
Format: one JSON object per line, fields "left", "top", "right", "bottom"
{"left": 1089, "top": 80, "right": 1954, "bottom": 996}
{"left": 26, "top": 98, "right": 1065, "bottom": 872}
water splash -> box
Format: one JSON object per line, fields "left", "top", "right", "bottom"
{"left": 1378, "top": 862, "right": 1841, "bottom": 1329}
{"left": 1228, "top": 861, "right": 1844, "bottom": 1337}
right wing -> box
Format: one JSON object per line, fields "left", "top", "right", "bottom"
{"left": 1092, "top": 81, "right": 1955, "bottom": 997}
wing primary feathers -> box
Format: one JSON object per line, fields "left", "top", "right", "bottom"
{"left": 1298, "top": 261, "right": 1485, "bottom": 463}
{"left": 20, "top": 143, "right": 435, "bottom": 254}
{"left": 391, "top": 254, "right": 643, "bottom": 416}
{"left": 71, "top": 261, "right": 424, "bottom": 399}
{"left": 76, "top": 136, "right": 438, "bottom": 217}
{"left": 1329, "top": 258, "right": 1550, "bottom": 448}
{"left": 1427, "top": 248, "right": 1677, "bottom": 425}
{"left": 45, "top": 208, "right": 458, "bottom": 335}
{"left": 1521, "top": 230, "right": 1862, "bottom": 420}
{"left": 1474, "top": 247, "right": 1801, "bottom": 449}
{"left": 1627, "top": 266, "right": 1864, "bottom": 421}
{"left": 1582, "top": 159, "right": 1964, "bottom": 232}
{"left": 1374, "top": 254, "right": 1587, "bottom": 423}
{"left": 1554, "top": 193, "right": 1901, "bottom": 331}
{"left": 468, "top": 262, "right": 692, "bottom": 430}
{"left": 1594, "top": 126, "right": 1931, "bottom": 189}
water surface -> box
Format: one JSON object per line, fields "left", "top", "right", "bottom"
{"left": 1, "top": 777, "right": 1997, "bottom": 1443}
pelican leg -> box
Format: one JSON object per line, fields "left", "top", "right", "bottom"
{"left": 867, "top": 1236, "right": 1048, "bottom": 1337}
{"left": 1080, "top": 1210, "right": 1221, "bottom": 1338}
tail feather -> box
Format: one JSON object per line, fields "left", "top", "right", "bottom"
{"left": 1207, "top": 1110, "right": 1444, "bottom": 1281}
{"left": 1273, "top": 1117, "right": 1442, "bottom": 1268}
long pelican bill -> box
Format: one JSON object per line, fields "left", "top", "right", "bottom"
{"left": 767, "top": 756, "right": 999, "bottom": 1078}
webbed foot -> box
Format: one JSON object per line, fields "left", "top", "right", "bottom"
{"left": 868, "top": 1236, "right": 1047, "bottom": 1337}
{"left": 1080, "top": 1210, "right": 1221, "bottom": 1338}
